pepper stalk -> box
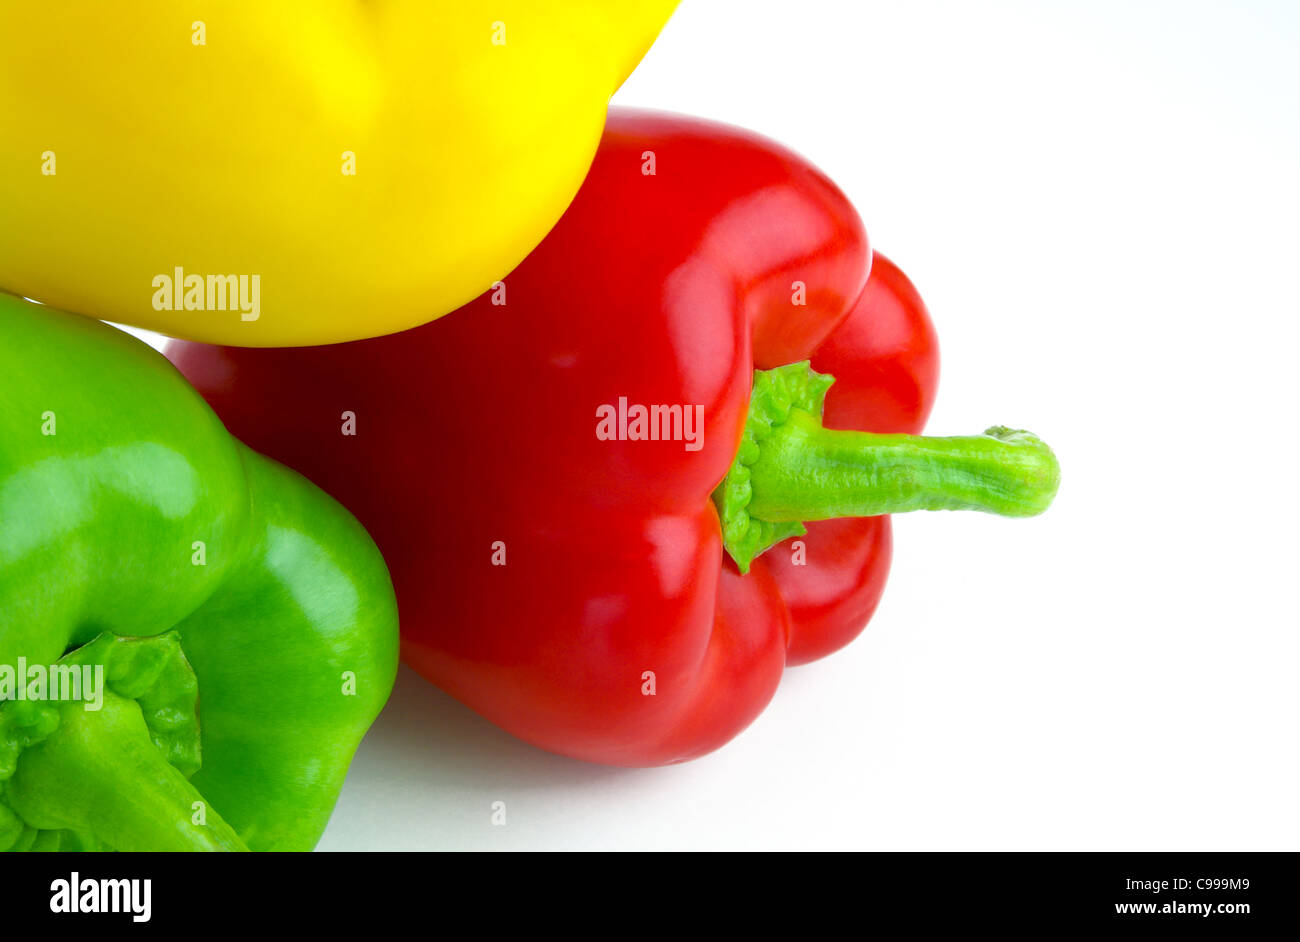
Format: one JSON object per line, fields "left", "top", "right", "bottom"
{"left": 0, "top": 632, "right": 246, "bottom": 851}
{"left": 713, "top": 362, "right": 1060, "bottom": 572}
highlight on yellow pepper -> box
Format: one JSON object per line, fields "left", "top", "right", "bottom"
{"left": 0, "top": 1, "right": 678, "bottom": 346}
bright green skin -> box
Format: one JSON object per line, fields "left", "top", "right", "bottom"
{"left": 0, "top": 293, "right": 399, "bottom": 851}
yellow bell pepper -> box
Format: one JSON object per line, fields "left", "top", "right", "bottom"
{"left": 0, "top": 1, "right": 677, "bottom": 346}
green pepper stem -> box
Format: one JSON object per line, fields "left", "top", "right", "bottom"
{"left": 4, "top": 694, "right": 247, "bottom": 851}
{"left": 748, "top": 411, "right": 1060, "bottom": 522}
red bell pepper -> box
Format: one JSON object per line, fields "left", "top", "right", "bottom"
{"left": 167, "top": 109, "right": 1058, "bottom": 766}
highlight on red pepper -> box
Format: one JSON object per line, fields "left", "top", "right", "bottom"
{"left": 166, "top": 109, "right": 1060, "bottom": 767}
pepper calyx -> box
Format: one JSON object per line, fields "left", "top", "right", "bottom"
{"left": 711, "top": 362, "right": 832, "bottom": 573}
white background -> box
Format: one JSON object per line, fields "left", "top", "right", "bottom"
{"left": 136, "top": 0, "right": 1300, "bottom": 849}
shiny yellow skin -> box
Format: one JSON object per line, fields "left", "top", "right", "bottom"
{"left": 0, "top": 1, "right": 677, "bottom": 346}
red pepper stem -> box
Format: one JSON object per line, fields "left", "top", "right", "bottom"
{"left": 748, "top": 411, "right": 1060, "bottom": 522}
{"left": 712, "top": 362, "right": 1059, "bottom": 573}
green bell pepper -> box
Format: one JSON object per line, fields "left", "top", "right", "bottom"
{"left": 0, "top": 292, "right": 399, "bottom": 851}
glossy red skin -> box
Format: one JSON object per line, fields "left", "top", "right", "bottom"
{"left": 167, "top": 110, "right": 939, "bottom": 766}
